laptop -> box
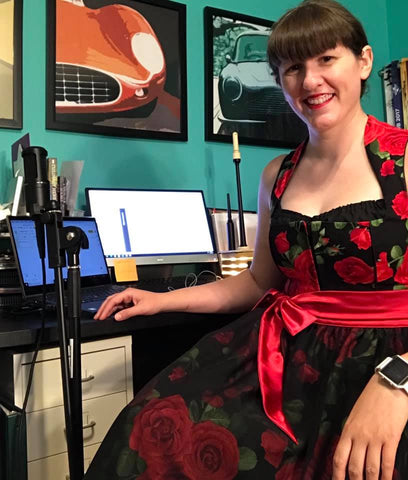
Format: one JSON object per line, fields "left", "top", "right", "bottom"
{"left": 85, "top": 188, "right": 221, "bottom": 285}
{"left": 7, "top": 216, "right": 125, "bottom": 313}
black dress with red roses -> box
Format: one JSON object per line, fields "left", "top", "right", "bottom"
{"left": 85, "top": 116, "right": 408, "bottom": 480}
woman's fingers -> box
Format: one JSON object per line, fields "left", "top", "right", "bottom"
{"left": 364, "top": 443, "right": 382, "bottom": 480}
{"left": 332, "top": 436, "right": 352, "bottom": 480}
{"left": 380, "top": 441, "right": 399, "bottom": 480}
{"left": 94, "top": 289, "right": 139, "bottom": 320}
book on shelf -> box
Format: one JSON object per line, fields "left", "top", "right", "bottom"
{"left": 390, "top": 60, "right": 404, "bottom": 128}
{"left": 381, "top": 64, "right": 395, "bottom": 126}
{"left": 400, "top": 58, "right": 408, "bottom": 129}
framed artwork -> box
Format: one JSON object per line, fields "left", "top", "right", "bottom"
{"left": 46, "top": 0, "right": 187, "bottom": 140}
{"left": 0, "top": 0, "right": 22, "bottom": 129}
{"left": 204, "top": 7, "right": 307, "bottom": 148}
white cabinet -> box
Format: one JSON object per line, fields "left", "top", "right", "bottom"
{"left": 12, "top": 336, "right": 133, "bottom": 480}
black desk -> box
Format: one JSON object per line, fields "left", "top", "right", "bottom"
{"left": 0, "top": 309, "right": 237, "bottom": 391}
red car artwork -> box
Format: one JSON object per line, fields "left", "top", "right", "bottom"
{"left": 56, "top": 0, "right": 166, "bottom": 115}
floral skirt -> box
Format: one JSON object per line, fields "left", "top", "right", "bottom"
{"left": 84, "top": 308, "right": 408, "bottom": 480}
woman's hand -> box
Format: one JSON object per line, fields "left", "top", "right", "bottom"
{"left": 332, "top": 373, "right": 408, "bottom": 480}
{"left": 94, "top": 288, "right": 164, "bottom": 321}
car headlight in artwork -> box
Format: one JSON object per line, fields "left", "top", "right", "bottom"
{"left": 131, "top": 33, "right": 165, "bottom": 75}
{"left": 222, "top": 76, "right": 242, "bottom": 102}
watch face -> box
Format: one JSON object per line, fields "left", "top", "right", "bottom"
{"left": 381, "top": 357, "right": 408, "bottom": 385}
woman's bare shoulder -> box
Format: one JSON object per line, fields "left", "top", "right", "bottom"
{"left": 260, "top": 154, "right": 287, "bottom": 192}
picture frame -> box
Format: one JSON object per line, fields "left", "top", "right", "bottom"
{"left": 0, "top": 0, "right": 23, "bottom": 129}
{"left": 46, "top": 0, "right": 187, "bottom": 141}
{"left": 204, "top": 7, "right": 307, "bottom": 148}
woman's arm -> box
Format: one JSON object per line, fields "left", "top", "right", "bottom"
{"left": 94, "top": 155, "right": 286, "bottom": 321}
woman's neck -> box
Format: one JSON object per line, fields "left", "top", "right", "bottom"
{"left": 306, "top": 108, "right": 368, "bottom": 164}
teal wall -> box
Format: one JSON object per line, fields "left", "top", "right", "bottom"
{"left": 386, "top": 0, "right": 408, "bottom": 60}
{"left": 0, "top": 0, "right": 392, "bottom": 212}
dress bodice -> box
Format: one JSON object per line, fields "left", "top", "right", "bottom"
{"left": 269, "top": 116, "right": 408, "bottom": 295}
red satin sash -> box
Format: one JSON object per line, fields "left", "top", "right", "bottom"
{"left": 257, "top": 289, "right": 408, "bottom": 443}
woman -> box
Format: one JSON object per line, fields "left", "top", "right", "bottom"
{"left": 85, "top": 1, "right": 408, "bottom": 479}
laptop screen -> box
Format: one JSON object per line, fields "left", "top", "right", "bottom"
{"left": 85, "top": 189, "right": 218, "bottom": 266}
{"left": 8, "top": 217, "right": 110, "bottom": 296}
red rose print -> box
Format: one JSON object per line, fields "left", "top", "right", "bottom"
{"left": 275, "top": 231, "right": 290, "bottom": 254}
{"left": 376, "top": 252, "right": 393, "bottom": 282}
{"left": 357, "top": 221, "right": 370, "bottom": 227}
{"left": 395, "top": 247, "right": 408, "bottom": 285}
{"left": 261, "top": 429, "right": 289, "bottom": 467}
{"left": 292, "top": 349, "right": 307, "bottom": 366}
{"left": 224, "top": 384, "right": 253, "bottom": 399}
{"left": 184, "top": 422, "right": 239, "bottom": 480}
{"left": 334, "top": 257, "right": 374, "bottom": 284}
{"left": 364, "top": 115, "right": 408, "bottom": 155}
{"left": 168, "top": 366, "right": 187, "bottom": 382}
{"left": 213, "top": 331, "right": 234, "bottom": 345}
{"left": 364, "top": 115, "right": 385, "bottom": 145}
{"left": 202, "top": 390, "right": 224, "bottom": 408}
{"left": 298, "top": 363, "right": 320, "bottom": 383}
{"left": 336, "top": 330, "right": 358, "bottom": 364}
{"left": 380, "top": 159, "right": 395, "bottom": 176}
{"left": 349, "top": 227, "right": 371, "bottom": 250}
{"left": 129, "top": 395, "right": 193, "bottom": 467}
{"left": 274, "top": 169, "right": 292, "bottom": 199}
{"left": 279, "top": 249, "right": 319, "bottom": 294}
{"left": 377, "top": 129, "right": 408, "bottom": 156}
{"left": 392, "top": 191, "right": 408, "bottom": 219}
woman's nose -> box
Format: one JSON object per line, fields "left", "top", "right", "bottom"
{"left": 302, "top": 66, "right": 323, "bottom": 91}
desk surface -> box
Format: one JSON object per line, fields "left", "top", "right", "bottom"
{"left": 0, "top": 309, "right": 238, "bottom": 350}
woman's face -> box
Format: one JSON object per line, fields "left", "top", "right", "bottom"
{"left": 278, "top": 44, "right": 373, "bottom": 133}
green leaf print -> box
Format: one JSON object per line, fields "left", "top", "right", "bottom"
{"left": 238, "top": 447, "right": 258, "bottom": 471}
{"left": 115, "top": 447, "right": 139, "bottom": 477}
{"left": 391, "top": 245, "right": 403, "bottom": 259}
{"left": 316, "top": 255, "right": 325, "bottom": 265}
{"left": 334, "top": 222, "right": 347, "bottom": 229}
{"left": 394, "top": 284, "right": 407, "bottom": 290}
{"left": 189, "top": 400, "right": 201, "bottom": 423}
{"left": 369, "top": 139, "right": 390, "bottom": 159}
{"left": 405, "top": 219, "right": 408, "bottom": 231}
{"left": 370, "top": 218, "right": 383, "bottom": 227}
{"left": 296, "top": 232, "right": 309, "bottom": 250}
{"left": 396, "top": 157, "right": 404, "bottom": 167}
{"left": 311, "top": 221, "right": 322, "bottom": 232}
{"left": 284, "top": 399, "right": 304, "bottom": 424}
{"left": 201, "top": 405, "right": 230, "bottom": 427}
{"left": 288, "top": 245, "right": 303, "bottom": 263}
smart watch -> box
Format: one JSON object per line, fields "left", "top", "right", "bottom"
{"left": 375, "top": 355, "right": 408, "bottom": 393}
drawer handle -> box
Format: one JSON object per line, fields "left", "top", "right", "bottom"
{"left": 83, "top": 420, "right": 96, "bottom": 430}
{"left": 81, "top": 374, "right": 95, "bottom": 383}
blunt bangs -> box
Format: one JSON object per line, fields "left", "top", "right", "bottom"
{"left": 268, "top": 0, "right": 368, "bottom": 80}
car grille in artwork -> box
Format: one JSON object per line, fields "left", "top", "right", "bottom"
{"left": 246, "top": 89, "right": 293, "bottom": 120}
{"left": 55, "top": 64, "right": 120, "bottom": 105}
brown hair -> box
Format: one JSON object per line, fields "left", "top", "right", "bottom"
{"left": 267, "top": 0, "right": 369, "bottom": 94}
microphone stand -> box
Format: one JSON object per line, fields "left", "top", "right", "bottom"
{"left": 232, "top": 132, "right": 247, "bottom": 248}
{"left": 22, "top": 146, "right": 88, "bottom": 479}
{"left": 41, "top": 201, "right": 88, "bottom": 480}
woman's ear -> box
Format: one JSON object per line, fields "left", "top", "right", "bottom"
{"left": 360, "top": 45, "right": 373, "bottom": 80}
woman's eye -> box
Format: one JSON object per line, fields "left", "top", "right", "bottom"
{"left": 322, "top": 56, "right": 333, "bottom": 63}
{"left": 286, "top": 64, "right": 301, "bottom": 74}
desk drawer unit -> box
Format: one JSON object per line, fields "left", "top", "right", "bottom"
{"left": 8, "top": 336, "right": 133, "bottom": 479}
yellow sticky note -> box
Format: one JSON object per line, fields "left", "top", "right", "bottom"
{"left": 113, "top": 258, "right": 138, "bottom": 283}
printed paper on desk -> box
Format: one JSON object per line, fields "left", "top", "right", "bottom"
{"left": 113, "top": 258, "right": 138, "bottom": 282}
{"left": 60, "top": 160, "right": 84, "bottom": 215}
